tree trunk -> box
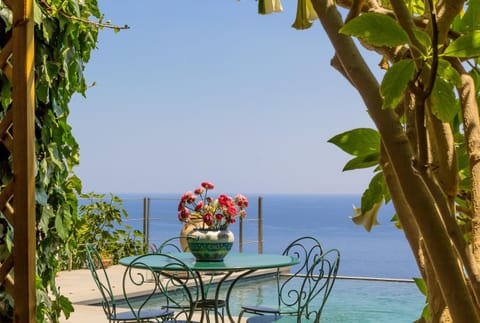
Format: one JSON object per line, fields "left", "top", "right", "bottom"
{"left": 311, "top": 0, "right": 480, "bottom": 321}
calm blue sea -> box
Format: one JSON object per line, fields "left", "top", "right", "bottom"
{"left": 116, "top": 194, "right": 420, "bottom": 279}
{"left": 111, "top": 194, "right": 425, "bottom": 322}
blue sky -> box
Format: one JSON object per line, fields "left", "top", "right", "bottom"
{"left": 69, "top": 0, "right": 378, "bottom": 195}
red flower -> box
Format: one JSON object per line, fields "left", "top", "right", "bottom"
{"left": 178, "top": 207, "right": 190, "bottom": 222}
{"left": 227, "top": 205, "right": 238, "bottom": 216}
{"left": 203, "top": 212, "right": 214, "bottom": 226}
{"left": 218, "top": 194, "right": 231, "bottom": 206}
{"left": 195, "top": 200, "right": 204, "bottom": 212}
{"left": 235, "top": 194, "right": 249, "bottom": 208}
{"left": 194, "top": 187, "right": 205, "bottom": 195}
{"left": 201, "top": 182, "right": 214, "bottom": 190}
{"left": 177, "top": 182, "right": 248, "bottom": 230}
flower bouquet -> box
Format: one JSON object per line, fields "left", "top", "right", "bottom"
{"left": 177, "top": 182, "right": 249, "bottom": 261}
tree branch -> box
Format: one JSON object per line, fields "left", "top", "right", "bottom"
{"left": 37, "top": 0, "right": 129, "bottom": 30}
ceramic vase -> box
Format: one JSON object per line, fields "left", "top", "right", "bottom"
{"left": 186, "top": 229, "right": 234, "bottom": 262}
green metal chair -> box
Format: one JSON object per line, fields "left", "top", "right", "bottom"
{"left": 85, "top": 243, "right": 174, "bottom": 322}
{"left": 123, "top": 253, "right": 204, "bottom": 322}
{"left": 237, "top": 237, "right": 340, "bottom": 323}
{"left": 152, "top": 236, "right": 186, "bottom": 254}
{"left": 152, "top": 236, "right": 226, "bottom": 322}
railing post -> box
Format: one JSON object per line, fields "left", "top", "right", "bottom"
{"left": 239, "top": 216, "right": 244, "bottom": 253}
{"left": 258, "top": 196, "right": 263, "bottom": 254}
{"left": 147, "top": 197, "right": 151, "bottom": 251}
{"left": 143, "top": 197, "right": 148, "bottom": 253}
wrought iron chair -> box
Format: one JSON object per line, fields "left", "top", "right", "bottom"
{"left": 152, "top": 236, "right": 226, "bottom": 322}
{"left": 123, "top": 253, "right": 205, "bottom": 322}
{"left": 152, "top": 236, "right": 187, "bottom": 254}
{"left": 237, "top": 236, "right": 340, "bottom": 323}
{"left": 84, "top": 243, "right": 174, "bottom": 322}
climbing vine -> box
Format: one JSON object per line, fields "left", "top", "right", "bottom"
{"left": 0, "top": 0, "right": 125, "bottom": 321}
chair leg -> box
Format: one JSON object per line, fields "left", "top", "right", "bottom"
{"left": 237, "top": 309, "right": 245, "bottom": 323}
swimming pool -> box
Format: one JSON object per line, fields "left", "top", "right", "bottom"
{"left": 117, "top": 274, "right": 424, "bottom": 322}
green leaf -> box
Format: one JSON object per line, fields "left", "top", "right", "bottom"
{"left": 437, "top": 59, "right": 462, "bottom": 87}
{"left": 58, "top": 295, "right": 74, "bottom": 319}
{"left": 413, "top": 277, "right": 428, "bottom": 296}
{"left": 469, "top": 68, "right": 480, "bottom": 94}
{"left": 381, "top": 59, "right": 416, "bottom": 109}
{"left": 443, "top": 31, "right": 480, "bottom": 58}
{"left": 339, "top": 13, "right": 410, "bottom": 47}
{"left": 430, "top": 78, "right": 458, "bottom": 122}
{"left": 456, "top": 0, "right": 480, "bottom": 33}
{"left": 55, "top": 213, "right": 68, "bottom": 240}
{"left": 413, "top": 29, "right": 431, "bottom": 50}
{"left": 343, "top": 153, "right": 380, "bottom": 171}
{"left": 351, "top": 172, "right": 389, "bottom": 232}
{"left": 361, "top": 172, "right": 388, "bottom": 212}
{"left": 328, "top": 128, "right": 380, "bottom": 157}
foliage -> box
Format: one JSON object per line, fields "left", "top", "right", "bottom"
{"left": 71, "top": 192, "right": 145, "bottom": 268}
{"left": 258, "top": 0, "right": 480, "bottom": 321}
{"left": 0, "top": 0, "right": 124, "bottom": 321}
{"left": 177, "top": 181, "right": 249, "bottom": 230}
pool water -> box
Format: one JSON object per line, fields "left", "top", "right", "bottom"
{"left": 228, "top": 276, "right": 424, "bottom": 322}
{"left": 119, "top": 275, "right": 425, "bottom": 322}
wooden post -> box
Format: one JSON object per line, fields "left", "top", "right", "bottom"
{"left": 12, "top": 0, "right": 36, "bottom": 321}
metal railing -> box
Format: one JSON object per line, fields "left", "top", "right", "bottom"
{"left": 139, "top": 196, "right": 264, "bottom": 254}
{"left": 80, "top": 196, "right": 263, "bottom": 253}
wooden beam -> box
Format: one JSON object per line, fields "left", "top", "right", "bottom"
{"left": 0, "top": 254, "right": 14, "bottom": 295}
{"left": 0, "top": 182, "right": 15, "bottom": 225}
{"left": 12, "top": 0, "right": 36, "bottom": 322}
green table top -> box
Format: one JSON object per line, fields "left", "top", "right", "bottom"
{"left": 119, "top": 252, "right": 299, "bottom": 272}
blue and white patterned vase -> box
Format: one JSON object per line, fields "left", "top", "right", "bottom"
{"left": 186, "top": 229, "right": 234, "bottom": 262}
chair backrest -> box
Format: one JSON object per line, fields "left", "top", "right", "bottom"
{"left": 278, "top": 237, "right": 340, "bottom": 322}
{"left": 84, "top": 243, "right": 118, "bottom": 320}
{"left": 152, "top": 236, "right": 186, "bottom": 254}
{"left": 296, "top": 248, "right": 340, "bottom": 322}
{"left": 122, "top": 253, "right": 201, "bottom": 322}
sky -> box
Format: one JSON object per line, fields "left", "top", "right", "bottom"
{"left": 69, "top": 0, "right": 380, "bottom": 195}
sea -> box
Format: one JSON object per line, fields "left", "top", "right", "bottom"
{"left": 116, "top": 193, "right": 420, "bottom": 279}
{"left": 108, "top": 193, "right": 425, "bottom": 322}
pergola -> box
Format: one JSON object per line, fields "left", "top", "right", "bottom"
{"left": 0, "top": 0, "right": 36, "bottom": 322}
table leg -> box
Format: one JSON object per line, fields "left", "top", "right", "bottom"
{"left": 197, "top": 271, "right": 234, "bottom": 323}
{"left": 224, "top": 269, "right": 256, "bottom": 323}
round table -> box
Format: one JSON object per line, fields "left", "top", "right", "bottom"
{"left": 119, "top": 252, "right": 300, "bottom": 322}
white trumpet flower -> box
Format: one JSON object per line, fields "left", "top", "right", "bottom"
{"left": 292, "top": 0, "right": 317, "bottom": 30}
{"left": 258, "top": 0, "right": 283, "bottom": 15}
